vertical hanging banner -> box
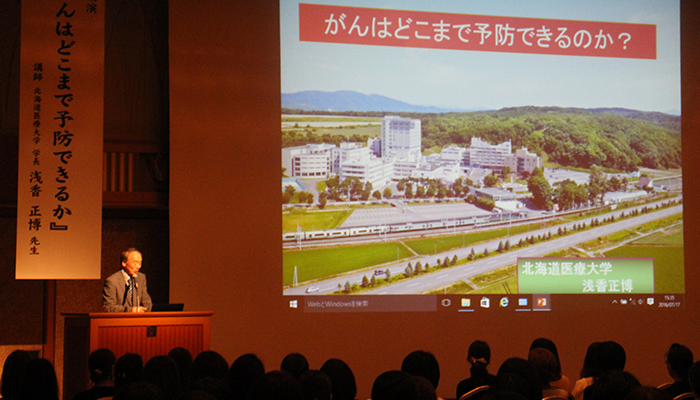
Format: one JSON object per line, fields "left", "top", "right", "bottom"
{"left": 17, "top": 0, "right": 104, "bottom": 279}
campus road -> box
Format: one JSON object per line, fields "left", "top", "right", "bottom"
{"left": 282, "top": 202, "right": 682, "bottom": 296}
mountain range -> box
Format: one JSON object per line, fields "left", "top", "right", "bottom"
{"left": 281, "top": 90, "right": 471, "bottom": 113}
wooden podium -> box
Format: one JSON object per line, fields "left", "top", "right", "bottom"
{"left": 63, "top": 311, "right": 213, "bottom": 400}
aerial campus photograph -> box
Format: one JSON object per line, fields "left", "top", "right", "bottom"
{"left": 280, "top": 0, "right": 683, "bottom": 297}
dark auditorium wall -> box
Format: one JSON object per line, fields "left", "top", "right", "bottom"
{"left": 169, "top": 1, "right": 700, "bottom": 399}
{"left": 0, "top": 0, "right": 171, "bottom": 378}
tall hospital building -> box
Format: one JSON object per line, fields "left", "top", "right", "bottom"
{"left": 381, "top": 116, "right": 422, "bottom": 162}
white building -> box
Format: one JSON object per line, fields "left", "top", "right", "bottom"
{"left": 466, "top": 137, "right": 512, "bottom": 170}
{"left": 381, "top": 116, "right": 421, "bottom": 161}
{"left": 331, "top": 142, "right": 370, "bottom": 174}
{"left": 440, "top": 145, "right": 467, "bottom": 162}
{"left": 410, "top": 158, "right": 462, "bottom": 183}
{"left": 367, "top": 137, "right": 381, "bottom": 157}
{"left": 393, "top": 159, "right": 420, "bottom": 180}
{"left": 505, "top": 147, "right": 543, "bottom": 174}
{"left": 281, "top": 143, "right": 336, "bottom": 178}
{"left": 340, "top": 157, "right": 395, "bottom": 189}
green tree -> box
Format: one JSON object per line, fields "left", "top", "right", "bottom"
{"left": 372, "top": 190, "right": 382, "bottom": 200}
{"left": 370, "top": 275, "right": 377, "bottom": 287}
{"left": 298, "top": 191, "right": 314, "bottom": 204}
{"left": 504, "top": 240, "right": 510, "bottom": 251}
{"left": 475, "top": 196, "right": 496, "bottom": 211}
{"left": 405, "top": 183, "right": 414, "bottom": 199}
{"left": 484, "top": 173, "right": 499, "bottom": 188}
{"left": 318, "top": 191, "right": 328, "bottom": 209}
{"left": 383, "top": 187, "right": 392, "bottom": 199}
{"left": 344, "top": 281, "right": 351, "bottom": 293}
{"left": 588, "top": 165, "right": 607, "bottom": 204}
{"left": 361, "top": 275, "right": 369, "bottom": 287}
{"left": 397, "top": 178, "right": 406, "bottom": 193}
{"left": 385, "top": 269, "right": 391, "bottom": 280}
{"left": 501, "top": 166, "right": 511, "bottom": 181}
{"left": 484, "top": 248, "right": 490, "bottom": 257}
{"left": 284, "top": 185, "right": 296, "bottom": 199}
{"left": 452, "top": 255, "right": 458, "bottom": 265}
{"left": 554, "top": 179, "right": 578, "bottom": 210}
{"left": 528, "top": 167, "right": 553, "bottom": 210}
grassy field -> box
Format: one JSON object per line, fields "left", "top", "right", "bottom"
{"left": 282, "top": 116, "right": 383, "bottom": 123}
{"left": 471, "top": 277, "right": 518, "bottom": 294}
{"left": 283, "top": 242, "right": 414, "bottom": 285}
{"left": 286, "top": 125, "right": 381, "bottom": 137}
{"left": 605, "top": 223, "right": 684, "bottom": 293}
{"left": 404, "top": 223, "right": 540, "bottom": 255}
{"left": 282, "top": 209, "right": 352, "bottom": 233}
{"left": 633, "top": 223, "right": 683, "bottom": 245}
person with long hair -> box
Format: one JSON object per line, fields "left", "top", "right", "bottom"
{"left": 456, "top": 340, "right": 497, "bottom": 400}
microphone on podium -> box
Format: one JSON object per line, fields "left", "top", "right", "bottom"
{"left": 132, "top": 274, "right": 140, "bottom": 312}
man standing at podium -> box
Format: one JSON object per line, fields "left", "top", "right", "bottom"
{"left": 102, "top": 248, "right": 152, "bottom": 312}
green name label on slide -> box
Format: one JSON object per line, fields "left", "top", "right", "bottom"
{"left": 517, "top": 258, "right": 654, "bottom": 294}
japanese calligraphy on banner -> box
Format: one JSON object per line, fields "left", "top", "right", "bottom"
{"left": 16, "top": 0, "right": 104, "bottom": 279}
{"left": 517, "top": 257, "right": 655, "bottom": 294}
{"left": 299, "top": 3, "right": 656, "bottom": 59}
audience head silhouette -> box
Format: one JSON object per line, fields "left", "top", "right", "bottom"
{"left": 529, "top": 338, "right": 563, "bottom": 379}
{"left": 115, "top": 353, "right": 144, "bottom": 389}
{"left": 401, "top": 350, "right": 441, "bottom": 390}
{"left": 17, "top": 358, "right": 59, "bottom": 400}
{"left": 666, "top": 343, "right": 693, "bottom": 381}
{"left": 492, "top": 357, "right": 542, "bottom": 400}
{"left": 281, "top": 353, "right": 310, "bottom": 381}
{"left": 588, "top": 370, "right": 641, "bottom": 400}
{"left": 372, "top": 370, "right": 417, "bottom": 400}
{"left": 246, "top": 370, "right": 301, "bottom": 400}
{"left": 168, "top": 347, "right": 194, "bottom": 388}
{"left": 227, "top": 353, "right": 265, "bottom": 400}
{"left": 88, "top": 348, "right": 116, "bottom": 385}
{"left": 320, "top": 358, "right": 357, "bottom": 400}
{"left": 191, "top": 350, "right": 229, "bottom": 382}
{"left": 144, "top": 355, "right": 182, "bottom": 399}
{"left": 298, "top": 370, "right": 332, "bottom": 400}
{"left": 0, "top": 349, "right": 32, "bottom": 399}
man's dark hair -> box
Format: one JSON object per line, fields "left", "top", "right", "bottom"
{"left": 121, "top": 248, "right": 139, "bottom": 263}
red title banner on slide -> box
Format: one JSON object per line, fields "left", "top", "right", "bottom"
{"left": 299, "top": 4, "right": 656, "bottom": 59}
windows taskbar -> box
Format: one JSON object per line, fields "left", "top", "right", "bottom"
{"left": 285, "top": 294, "right": 684, "bottom": 313}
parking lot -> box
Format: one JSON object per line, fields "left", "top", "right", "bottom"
{"left": 339, "top": 202, "right": 493, "bottom": 228}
